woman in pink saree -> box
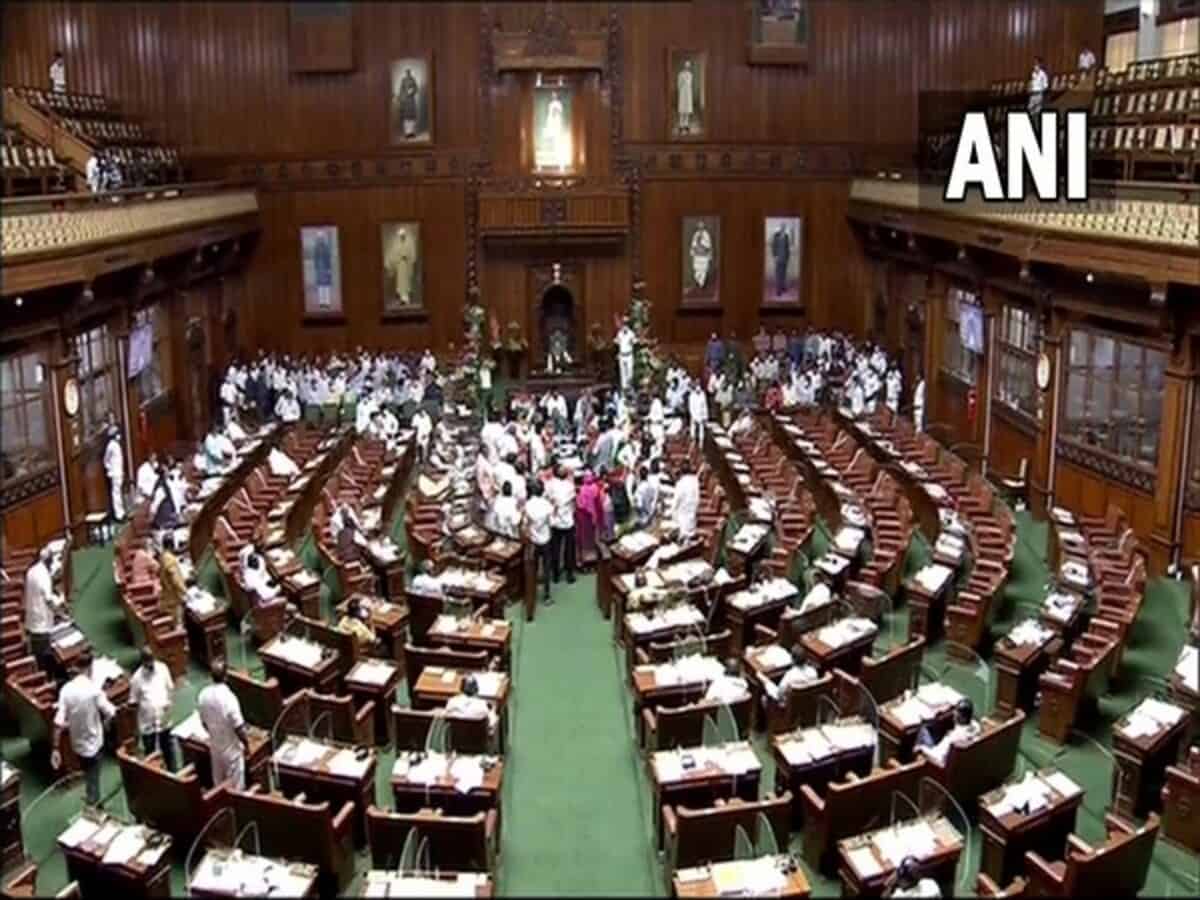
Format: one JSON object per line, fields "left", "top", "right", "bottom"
{"left": 575, "top": 471, "right": 604, "bottom": 569}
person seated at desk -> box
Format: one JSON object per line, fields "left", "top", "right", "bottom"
{"left": 730, "top": 407, "right": 755, "bottom": 437}
{"left": 267, "top": 445, "right": 300, "bottom": 479}
{"left": 337, "top": 598, "right": 377, "bottom": 651}
{"left": 24, "top": 544, "right": 66, "bottom": 668}
{"left": 445, "top": 675, "right": 499, "bottom": 733}
{"left": 704, "top": 658, "right": 751, "bottom": 705}
{"left": 916, "top": 698, "right": 979, "bottom": 767}
{"left": 239, "top": 544, "right": 281, "bottom": 605}
{"left": 764, "top": 645, "right": 821, "bottom": 702}
{"left": 201, "top": 424, "right": 237, "bottom": 474}
{"left": 135, "top": 452, "right": 162, "bottom": 504}
{"left": 885, "top": 856, "right": 941, "bottom": 898}
{"left": 410, "top": 560, "right": 444, "bottom": 596}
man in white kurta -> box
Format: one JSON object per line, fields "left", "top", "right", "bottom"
{"left": 913, "top": 376, "right": 926, "bottom": 432}
{"left": 197, "top": 662, "right": 250, "bottom": 790}
{"left": 670, "top": 468, "right": 700, "bottom": 538}
{"left": 690, "top": 222, "right": 713, "bottom": 289}
{"left": 688, "top": 383, "right": 709, "bottom": 446}
{"left": 616, "top": 322, "right": 636, "bottom": 393}
{"left": 103, "top": 425, "right": 126, "bottom": 521}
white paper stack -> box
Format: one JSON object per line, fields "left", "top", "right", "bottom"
{"left": 890, "top": 695, "right": 935, "bottom": 728}
{"left": 185, "top": 586, "right": 219, "bottom": 616}
{"left": 913, "top": 564, "right": 953, "bottom": 594}
{"left": 653, "top": 751, "right": 685, "bottom": 783}
{"left": 916, "top": 682, "right": 964, "bottom": 709}
{"left": 817, "top": 617, "right": 877, "bottom": 649}
{"left": 449, "top": 756, "right": 485, "bottom": 794}
{"left": 1176, "top": 646, "right": 1199, "bottom": 692}
{"left": 718, "top": 744, "right": 760, "bottom": 776}
{"left": 58, "top": 816, "right": 102, "bottom": 849}
{"left": 172, "top": 710, "right": 208, "bottom": 742}
{"left": 1043, "top": 591, "right": 1079, "bottom": 622}
{"left": 848, "top": 846, "right": 882, "bottom": 878}
{"left": 758, "top": 644, "right": 793, "bottom": 670}
{"left": 102, "top": 825, "right": 148, "bottom": 866}
{"left": 1008, "top": 619, "right": 1054, "bottom": 647}
{"left": 348, "top": 659, "right": 396, "bottom": 686}
{"left": 277, "top": 737, "right": 326, "bottom": 769}
{"left": 799, "top": 583, "right": 834, "bottom": 613}
{"left": 1121, "top": 697, "right": 1184, "bottom": 740}
{"left": 89, "top": 655, "right": 124, "bottom": 687}
{"left": 474, "top": 671, "right": 506, "bottom": 699}
{"left": 327, "top": 748, "right": 371, "bottom": 780}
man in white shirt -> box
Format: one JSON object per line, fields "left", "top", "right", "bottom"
{"left": 24, "top": 546, "right": 65, "bottom": 667}
{"left": 687, "top": 382, "right": 709, "bottom": 446}
{"left": 1077, "top": 45, "right": 1096, "bottom": 71}
{"left": 412, "top": 408, "right": 433, "bottom": 461}
{"left": 916, "top": 699, "right": 980, "bottom": 767}
{"left": 238, "top": 544, "right": 280, "bottom": 605}
{"left": 885, "top": 367, "right": 903, "bottom": 415}
{"left": 274, "top": 388, "right": 301, "bottom": 424}
{"left": 103, "top": 423, "right": 126, "bottom": 522}
{"left": 886, "top": 857, "right": 941, "bottom": 898}
{"left": 219, "top": 375, "right": 241, "bottom": 426}
{"left": 197, "top": 661, "right": 250, "bottom": 790}
{"left": 669, "top": 466, "right": 700, "bottom": 539}
{"left": 203, "top": 425, "right": 236, "bottom": 473}
{"left": 410, "top": 560, "right": 444, "bottom": 596}
{"left": 491, "top": 481, "right": 523, "bottom": 539}
{"left": 129, "top": 646, "right": 177, "bottom": 770}
{"left": 1028, "top": 56, "right": 1049, "bottom": 113}
{"left": 912, "top": 375, "right": 926, "bottom": 432}
{"left": 545, "top": 465, "right": 577, "bottom": 585}
{"left": 524, "top": 481, "right": 554, "bottom": 606}
{"left": 51, "top": 658, "right": 116, "bottom": 806}
{"left": 445, "top": 676, "right": 498, "bottom": 733}
{"left": 616, "top": 320, "right": 636, "bottom": 393}
{"left": 267, "top": 446, "right": 300, "bottom": 479}
{"left": 135, "top": 453, "right": 161, "bottom": 503}
{"left": 704, "top": 658, "right": 750, "bottom": 705}
{"left": 634, "top": 464, "right": 660, "bottom": 528}
{"left": 764, "top": 645, "right": 820, "bottom": 703}
{"left": 49, "top": 52, "right": 66, "bottom": 92}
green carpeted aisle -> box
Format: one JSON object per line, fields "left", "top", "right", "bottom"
{"left": 498, "top": 581, "right": 660, "bottom": 896}
{"left": 2, "top": 509, "right": 1198, "bottom": 895}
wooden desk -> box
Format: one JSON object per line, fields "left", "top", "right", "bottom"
{"left": 993, "top": 621, "right": 1063, "bottom": 719}
{"left": 342, "top": 658, "right": 402, "bottom": 745}
{"left": 631, "top": 656, "right": 724, "bottom": 740}
{"left": 410, "top": 666, "right": 510, "bottom": 745}
{"left": 799, "top": 617, "right": 878, "bottom": 677}
{"left": 0, "top": 764, "right": 22, "bottom": 874}
{"left": 673, "top": 855, "right": 810, "bottom": 898}
{"left": 183, "top": 592, "right": 228, "bottom": 669}
{"left": 724, "top": 579, "right": 799, "bottom": 657}
{"left": 611, "top": 558, "right": 721, "bottom": 643}
{"left": 258, "top": 634, "right": 341, "bottom": 696}
{"left": 390, "top": 752, "right": 504, "bottom": 830}
{"left": 359, "top": 870, "right": 494, "bottom": 898}
{"left": 905, "top": 563, "right": 956, "bottom": 642}
{"left": 878, "top": 682, "right": 965, "bottom": 762}
{"left": 171, "top": 711, "right": 272, "bottom": 790}
{"left": 1112, "top": 697, "right": 1190, "bottom": 819}
{"left": 188, "top": 429, "right": 278, "bottom": 564}
{"left": 427, "top": 616, "right": 512, "bottom": 669}
{"left": 771, "top": 718, "right": 877, "bottom": 826}
{"left": 273, "top": 735, "right": 376, "bottom": 847}
{"left": 648, "top": 742, "right": 763, "bottom": 847}
{"left": 836, "top": 815, "right": 963, "bottom": 897}
{"left": 1162, "top": 746, "right": 1200, "bottom": 854}
{"left": 1168, "top": 645, "right": 1199, "bottom": 731}
{"left": 189, "top": 847, "right": 318, "bottom": 897}
{"left": 361, "top": 595, "right": 410, "bottom": 665}
{"left": 56, "top": 812, "right": 172, "bottom": 899}
{"left": 977, "top": 769, "right": 1083, "bottom": 885}
{"left": 1039, "top": 590, "right": 1085, "bottom": 645}
{"left": 624, "top": 604, "right": 707, "bottom": 650}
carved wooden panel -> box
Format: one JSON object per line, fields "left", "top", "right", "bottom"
{"left": 478, "top": 180, "right": 629, "bottom": 238}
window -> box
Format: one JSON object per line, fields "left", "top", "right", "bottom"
{"left": 0, "top": 349, "right": 52, "bottom": 486}
{"left": 941, "top": 287, "right": 982, "bottom": 386}
{"left": 1157, "top": 17, "right": 1199, "bottom": 58}
{"left": 131, "top": 305, "right": 170, "bottom": 405}
{"left": 73, "top": 323, "right": 115, "bottom": 442}
{"left": 994, "top": 305, "right": 1041, "bottom": 421}
{"left": 1104, "top": 31, "right": 1137, "bottom": 72}
{"left": 1062, "top": 329, "right": 1166, "bottom": 471}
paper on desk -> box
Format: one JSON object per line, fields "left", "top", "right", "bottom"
{"left": 350, "top": 659, "right": 395, "bottom": 687}
{"left": 54, "top": 629, "right": 86, "bottom": 649}
{"left": 824, "top": 722, "right": 877, "bottom": 751}
{"left": 90, "top": 821, "right": 121, "bottom": 850}
{"left": 279, "top": 737, "right": 326, "bottom": 769}
{"left": 877, "top": 820, "right": 937, "bottom": 867}
{"left": 450, "top": 756, "right": 485, "bottom": 794}
{"left": 474, "top": 671, "right": 505, "bottom": 699}
{"left": 1008, "top": 619, "right": 1053, "bottom": 647}
{"left": 1177, "top": 646, "right": 1199, "bottom": 692}
{"left": 102, "top": 825, "right": 147, "bottom": 866}
{"left": 654, "top": 751, "right": 685, "bottom": 783}
{"left": 328, "top": 747, "right": 370, "bottom": 780}
{"left": 719, "top": 745, "right": 760, "bottom": 776}
{"left": 890, "top": 695, "right": 934, "bottom": 728}
{"left": 758, "top": 644, "right": 793, "bottom": 670}
{"left": 1045, "top": 771, "right": 1081, "bottom": 798}
{"left": 916, "top": 682, "right": 964, "bottom": 709}
{"left": 58, "top": 816, "right": 102, "bottom": 849}
{"left": 674, "top": 866, "right": 710, "bottom": 885}
{"left": 848, "top": 846, "right": 882, "bottom": 879}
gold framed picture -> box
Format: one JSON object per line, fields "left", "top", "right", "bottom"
{"left": 668, "top": 49, "right": 708, "bottom": 141}
{"left": 389, "top": 55, "right": 433, "bottom": 145}
{"left": 380, "top": 222, "right": 424, "bottom": 317}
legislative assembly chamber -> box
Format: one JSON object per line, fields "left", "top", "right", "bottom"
{"left": 0, "top": 1, "right": 1198, "bottom": 897}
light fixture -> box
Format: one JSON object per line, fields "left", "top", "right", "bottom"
{"left": 14, "top": 296, "right": 23, "bottom": 307}
{"left": 1085, "top": 271, "right": 1094, "bottom": 283}
{"left": 957, "top": 246, "right": 967, "bottom": 262}
{"left": 1019, "top": 262, "right": 1031, "bottom": 281}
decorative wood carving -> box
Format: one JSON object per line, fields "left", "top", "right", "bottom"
{"left": 231, "top": 152, "right": 480, "bottom": 187}
{"left": 1056, "top": 439, "right": 1156, "bottom": 495}
{"left": 0, "top": 469, "right": 60, "bottom": 512}
{"left": 607, "top": 4, "right": 623, "bottom": 150}
{"left": 491, "top": 2, "right": 606, "bottom": 73}
{"left": 477, "top": 179, "right": 629, "bottom": 242}
{"left": 626, "top": 143, "right": 906, "bottom": 179}
{"left": 524, "top": 3, "right": 576, "bottom": 58}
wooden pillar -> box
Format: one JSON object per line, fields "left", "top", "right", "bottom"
{"left": 1037, "top": 307, "right": 1070, "bottom": 518}
{"left": 978, "top": 288, "right": 1000, "bottom": 468}
{"left": 924, "top": 272, "right": 944, "bottom": 425}
{"left": 49, "top": 352, "right": 83, "bottom": 543}
{"left": 1151, "top": 334, "right": 1195, "bottom": 574}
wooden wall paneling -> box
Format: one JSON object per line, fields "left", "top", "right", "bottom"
{"left": 990, "top": 413, "right": 1037, "bottom": 480}
{"left": 0, "top": 489, "right": 66, "bottom": 554}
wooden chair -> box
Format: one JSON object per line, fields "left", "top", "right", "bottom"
{"left": 800, "top": 758, "right": 928, "bottom": 874}
{"left": 976, "top": 873, "right": 1027, "bottom": 897}
{"left": 227, "top": 668, "right": 285, "bottom": 730}
{"left": 1037, "top": 630, "right": 1119, "bottom": 743}
{"left": 642, "top": 695, "right": 754, "bottom": 751}
{"left": 391, "top": 706, "right": 490, "bottom": 754}
{"left": 365, "top": 806, "right": 498, "bottom": 874}
{"left": 1161, "top": 745, "right": 1200, "bottom": 854}
{"left": 663, "top": 793, "right": 791, "bottom": 874}
{"left": 1024, "top": 813, "right": 1159, "bottom": 897}
{"left": 303, "top": 690, "right": 375, "bottom": 745}
{"left": 921, "top": 711, "right": 1025, "bottom": 806}
{"left": 115, "top": 742, "right": 225, "bottom": 844}
{"left": 856, "top": 637, "right": 925, "bottom": 707}
{"left": 763, "top": 671, "right": 836, "bottom": 734}
{"left": 296, "top": 614, "right": 360, "bottom": 680}
{"left": 403, "top": 643, "right": 490, "bottom": 691}
{"left": 225, "top": 785, "right": 356, "bottom": 892}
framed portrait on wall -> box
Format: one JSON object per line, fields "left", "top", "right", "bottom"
{"left": 668, "top": 49, "right": 707, "bottom": 140}
{"left": 389, "top": 55, "right": 433, "bottom": 145}
{"left": 533, "top": 77, "right": 574, "bottom": 173}
{"left": 300, "top": 225, "right": 343, "bottom": 320}
{"left": 762, "top": 216, "right": 803, "bottom": 306}
{"left": 681, "top": 215, "right": 721, "bottom": 307}
{"left": 380, "top": 221, "right": 424, "bottom": 317}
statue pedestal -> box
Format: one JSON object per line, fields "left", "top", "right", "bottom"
{"left": 502, "top": 347, "right": 527, "bottom": 382}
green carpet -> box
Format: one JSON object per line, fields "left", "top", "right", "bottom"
{"left": 2, "top": 510, "right": 1198, "bottom": 896}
